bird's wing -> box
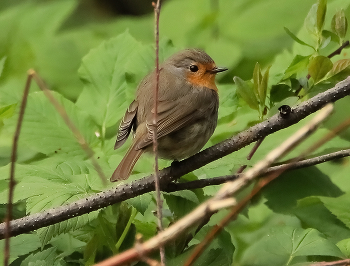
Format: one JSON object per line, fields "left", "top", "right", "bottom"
{"left": 136, "top": 90, "right": 217, "bottom": 150}
{"left": 114, "top": 100, "right": 138, "bottom": 149}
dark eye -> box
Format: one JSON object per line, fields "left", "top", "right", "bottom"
{"left": 189, "top": 65, "right": 199, "bottom": 72}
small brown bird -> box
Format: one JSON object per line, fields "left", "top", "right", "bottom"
{"left": 111, "top": 49, "right": 227, "bottom": 181}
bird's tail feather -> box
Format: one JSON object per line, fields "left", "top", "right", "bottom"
{"left": 110, "top": 143, "right": 143, "bottom": 181}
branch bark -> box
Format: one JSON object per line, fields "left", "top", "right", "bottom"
{"left": 0, "top": 77, "right": 350, "bottom": 239}
{"left": 95, "top": 103, "right": 334, "bottom": 266}
{"left": 163, "top": 148, "right": 350, "bottom": 192}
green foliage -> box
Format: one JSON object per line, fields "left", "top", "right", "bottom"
{"left": 332, "top": 9, "right": 348, "bottom": 41}
{"left": 0, "top": 234, "right": 41, "bottom": 264}
{"left": 241, "top": 226, "right": 343, "bottom": 265}
{"left": 0, "top": 0, "right": 349, "bottom": 265}
{"left": 236, "top": 0, "right": 350, "bottom": 117}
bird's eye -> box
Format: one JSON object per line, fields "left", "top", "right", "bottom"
{"left": 189, "top": 65, "right": 199, "bottom": 72}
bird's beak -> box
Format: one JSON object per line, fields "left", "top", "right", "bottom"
{"left": 209, "top": 67, "right": 228, "bottom": 74}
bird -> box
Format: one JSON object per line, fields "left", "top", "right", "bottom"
{"left": 110, "top": 48, "right": 228, "bottom": 181}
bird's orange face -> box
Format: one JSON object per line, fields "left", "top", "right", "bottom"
{"left": 186, "top": 62, "right": 219, "bottom": 92}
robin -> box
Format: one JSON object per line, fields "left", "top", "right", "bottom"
{"left": 111, "top": 49, "right": 227, "bottom": 181}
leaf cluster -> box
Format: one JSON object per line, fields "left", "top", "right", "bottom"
{"left": 0, "top": 0, "right": 350, "bottom": 265}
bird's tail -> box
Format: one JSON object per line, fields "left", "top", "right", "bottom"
{"left": 110, "top": 143, "right": 143, "bottom": 181}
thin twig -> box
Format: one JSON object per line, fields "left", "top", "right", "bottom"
{"left": 191, "top": 129, "right": 265, "bottom": 249}
{"left": 183, "top": 137, "right": 265, "bottom": 249}
{"left": 151, "top": 0, "right": 165, "bottom": 264}
{"left": 296, "top": 40, "right": 349, "bottom": 95}
{"left": 189, "top": 114, "right": 350, "bottom": 266}
{"left": 236, "top": 137, "right": 265, "bottom": 173}
{"left": 310, "top": 259, "right": 350, "bottom": 266}
{"left": 301, "top": 116, "right": 350, "bottom": 158}
{"left": 30, "top": 70, "right": 107, "bottom": 186}
{"left": 163, "top": 148, "right": 350, "bottom": 192}
{"left": 4, "top": 71, "right": 33, "bottom": 266}
{"left": 184, "top": 173, "right": 273, "bottom": 266}
{"left": 1, "top": 77, "right": 350, "bottom": 240}
{"left": 327, "top": 40, "right": 350, "bottom": 58}
{"left": 183, "top": 104, "right": 334, "bottom": 265}
{"left": 94, "top": 104, "right": 334, "bottom": 266}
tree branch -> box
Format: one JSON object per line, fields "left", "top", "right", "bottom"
{"left": 95, "top": 104, "right": 334, "bottom": 266}
{"left": 163, "top": 148, "right": 350, "bottom": 192}
{"left": 4, "top": 71, "right": 33, "bottom": 266}
{"left": 152, "top": 0, "right": 164, "bottom": 264}
{"left": 0, "top": 77, "right": 349, "bottom": 239}
{"left": 310, "top": 259, "right": 350, "bottom": 266}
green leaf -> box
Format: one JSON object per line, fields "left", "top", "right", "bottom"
{"left": 79, "top": 204, "right": 136, "bottom": 264}
{"left": 308, "top": 55, "right": 333, "bottom": 83}
{"left": 0, "top": 161, "right": 100, "bottom": 245}
{"left": 133, "top": 219, "right": 157, "bottom": 240}
{"left": 305, "top": 3, "right": 318, "bottom": 36}
{"left": 38, "top": 211, "right": 99, "bottom": 247}
{"left": 194, "top": 226, "right": 235, "bottom": 265}
{"left": 322, "top": 29, "right": 340, "bottom": 44}
{"left": 166, "top": 190, "right": 200, "bottom": 204}
{"left": 253, "top": 62, "right": 262, "bottom": 101}
{"left": 49, "top": 233, "right": 86, "bottom": 258}
{"left": 217, "top": 84, "right": 238, "bottom": 118}
{"left": 233, "top": 76, "right": 259, "bottom": 110}
{"left": 164, "top": 191, "right": 199, "bottom": 218}
{"left": 77, "top": 31, "right": 141, "bottom": 129}
{"left": 264, "top": 167, "right": 343, "bottom": 214}
{"left": 316, "top": 0, "right": 327, "bottom": 32}
{"left": 337, "top": 238, "right": 350, "bottom": 257}
{"left": 284, "top": 27, "right": 315, "bottom": 49}
{"left": 321, "top": 193, "right": 350, "bottom": 229}
{"left": 331, "top": 9, "right": 348, "bottom": 39}
{"left": 293, "top": 197, "right": 350, "bottom": 243}
{"left": 320, "top": 35, "right": 331, "bottom": 49}
{"left": 290, "top": 228, "right": 343, "bottom": 257}
{"left": 0, "top": 104, "right": 17, "bottom": 132}
{"left": 0, "top": 234, "right": 41, "bottom": 264}
{"left": 241, "top": 226, "right": 344, "bottom": 266}
{"left": 0, "top": 103, "right": 17, "bottom": 132}
{"left": 126, "top": 193, "right": 152, "bottom": 215}
{"left": 0, "top": 103, "right": 16, "bottom": 120}
{"left": 4, "top": 91, "right": 98, "bottom": 156}
{"left": 259, "top": 65, "right": 271, "bottom": 106}
{"left": 326, "top": 59, "right": 350, "bottom": 79}
{"left": 282, "top": 55, "right": 310, "bottom": 80}
{"left": 21, "top": 247, "right": 61, "bottom": 266}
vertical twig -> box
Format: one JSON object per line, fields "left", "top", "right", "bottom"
{"left": 4, "top": 70, "right": 109, "bottom": 263}
{"left": 4, "top": 71, "right": 33, "bottom": 266}
{"left": 30, "top": 70, "right": 107, "bottom": 186}
{"left": 236, "top": 137, "right": 265, "bottom": 174}
{"left": 152, "top": 0, "right": 165, "bottom": 265}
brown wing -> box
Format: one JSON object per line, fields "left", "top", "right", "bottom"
{"left": 114, "top": 100, "right": 138, "bottom": 149}
{"left": 136, "top": 89, "right": 218, "bottom": 150}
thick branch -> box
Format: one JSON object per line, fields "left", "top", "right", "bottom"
{"left": 96, "top": 103, "right": 335, "bottom": 266}
{"left": 163, "top": 148, "right": 350, "bottom": 192}
{"left": 0, "top": 77, "right": 349, "bottom": 239}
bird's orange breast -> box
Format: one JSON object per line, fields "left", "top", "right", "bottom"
{"left": 187, "top": 72, "right": 218, "bottom": 92}
{"left": 186, "top": 62, "right": 218, "bottom": 91}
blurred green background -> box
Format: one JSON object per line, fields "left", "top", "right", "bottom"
{"left": 1, "top": 1, "right": 350, "bottom": 265}
{"left": 0, "top": 0, "right": 318, "bottom": 102}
